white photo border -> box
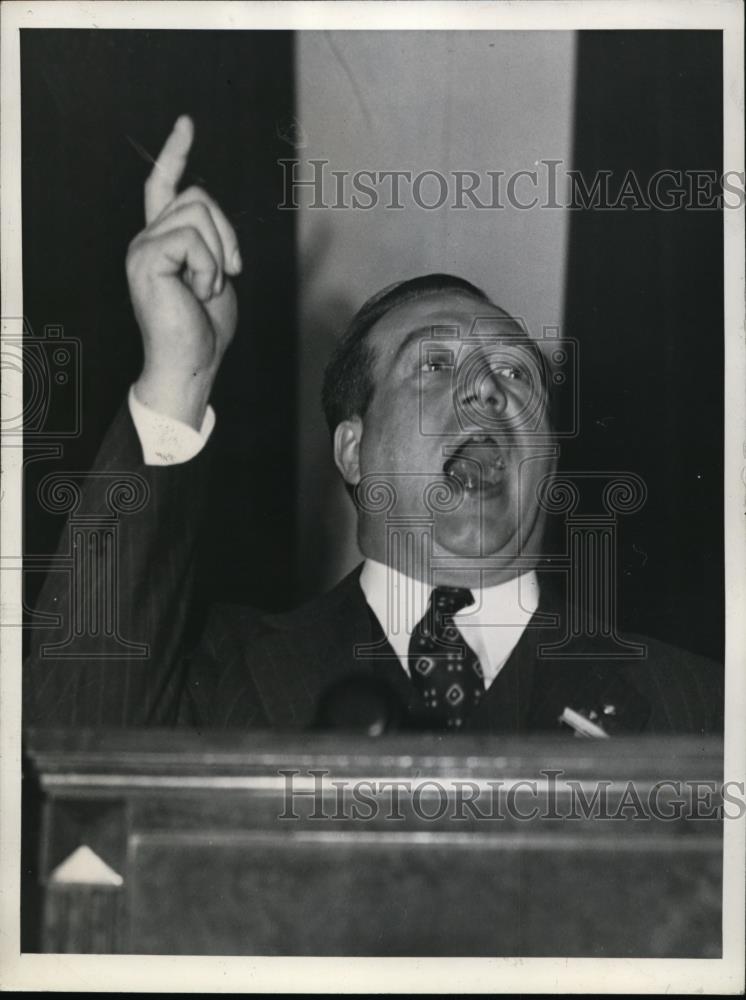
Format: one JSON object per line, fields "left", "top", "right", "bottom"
{"left": 1, "top": 1, "right": 743, "bottom": 993}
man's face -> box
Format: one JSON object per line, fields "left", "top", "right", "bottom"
{"left": 346, "top": 290, "right": 556, "bottom": 585}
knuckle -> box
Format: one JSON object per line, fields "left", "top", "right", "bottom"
{"left": 191, "top": 201, "right": 211, "bottom": 224}
{"left": 190, "top": 205, "right": 223, "bottom": 257}
{"left": 183, "top": 185, "right": 208, "bottom": 203}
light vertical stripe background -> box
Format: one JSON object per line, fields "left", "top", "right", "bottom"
{"left": 295, "top": 30, "right": 577, "bottom": 594}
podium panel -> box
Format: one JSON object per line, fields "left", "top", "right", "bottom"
{"left": 24, "top": 729, "right": 723, "bottom": 956}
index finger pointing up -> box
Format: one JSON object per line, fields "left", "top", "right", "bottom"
{"left": 144, "top": 115, "right": 194, "bottom": 223}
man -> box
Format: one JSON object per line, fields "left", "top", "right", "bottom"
{"left": 24, "top": 117, "right": 723, "bottom": 736}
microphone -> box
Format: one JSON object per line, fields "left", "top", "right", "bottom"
{"left": 313, "top": 675, "right": 408, "bottom": 736}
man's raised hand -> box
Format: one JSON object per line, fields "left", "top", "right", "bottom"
{"left": 127, "top": 116, "right": 242, "bottom": 428}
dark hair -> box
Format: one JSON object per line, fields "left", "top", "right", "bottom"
{"left": 321, "top": 273, "right": 492, "bottom": 437}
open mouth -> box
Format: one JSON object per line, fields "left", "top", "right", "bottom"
{"left": 442, "top": 434, "right": 507, "bottom": 494}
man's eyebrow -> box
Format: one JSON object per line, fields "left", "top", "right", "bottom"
{"left": 391, "top": 325, "right": 446, "bottom": 364}
{"left": 391, "top": 321, "right": 531, "bottom": 365}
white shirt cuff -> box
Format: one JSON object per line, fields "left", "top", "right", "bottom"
{"left": 128, "top": 385, "right": 216, "bottom": 466}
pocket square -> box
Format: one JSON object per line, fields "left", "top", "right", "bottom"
{"left": 530, "top": 662, "right": 652, "bottom": 735}
{"left": 559, "top": 705, "right": 611, "bottom": 738}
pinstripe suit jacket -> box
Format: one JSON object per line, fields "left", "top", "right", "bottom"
{"left": 24, "top": 404, "right": 723, "bottom": 735}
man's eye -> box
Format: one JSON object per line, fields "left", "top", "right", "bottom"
{"left": 421, "top": 353, "right": 454, "bottom": 374}
{"left": 492, "top": 365, "right": 524, "bottom": 380}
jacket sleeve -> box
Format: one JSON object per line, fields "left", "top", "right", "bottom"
{"left": 23, "top": 400, "right": 211, "bottom": 727}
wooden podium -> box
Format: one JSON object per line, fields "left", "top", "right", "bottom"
{"left": 23, "top": 729, "right": 723, "bottom": 957}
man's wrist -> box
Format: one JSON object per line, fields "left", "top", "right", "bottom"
{"left": 133, "top": 369, "right": 214, "bottom": 431}
{"left": 128, "top": 385, "right": 215, "bottom": 465}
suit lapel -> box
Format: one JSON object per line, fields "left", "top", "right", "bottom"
{"left": 327, "top": 578, "right": 414, "bottom": 707}
{"left": 493, "top": 571, "right": 652, "bottom": 736}
{"left": 249, "top": 566, "right": 411, "bottom": 726}
{"left": 466, "top": 573, "right": 566, "bottom": 733}
{"left": 466, "top": 600, "right": 555, "bottom": 733}
{"left": 241, "top": 570, "right": 363, "bottom": 726}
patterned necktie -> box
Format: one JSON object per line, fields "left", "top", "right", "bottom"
{"left": 408, "top": 586, "right": 485, "bottom": 729}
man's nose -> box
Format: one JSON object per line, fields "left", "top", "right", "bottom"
{"left": 457, "top": 363, "right": 508, "bottom": 423}
{"left": 477, "top": 369, "right": 508, "bottom": 412}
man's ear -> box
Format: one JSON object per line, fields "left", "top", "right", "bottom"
{"left": 333, "top": 417, "right": 363, "bottom": 487}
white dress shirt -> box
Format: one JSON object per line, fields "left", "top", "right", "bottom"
{"left": 360, "top": 559, "right": 539, "bottom": 688}
{"left": 129, "top": 389, "right": 540, "bottom": 687}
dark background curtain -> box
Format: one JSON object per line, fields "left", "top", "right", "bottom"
{"left": 21, "top": 29, "right": 297, "bottom": 615}
{"left": 562, "top": 31, "right": 723, "bottom": 660}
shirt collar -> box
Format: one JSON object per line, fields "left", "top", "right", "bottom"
{"left": 359, "top": 558, "right": 540, "bottom": 680}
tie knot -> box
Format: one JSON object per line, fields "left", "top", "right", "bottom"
{"left": 430, "top": 586, "right": 474, "bottom": 615}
